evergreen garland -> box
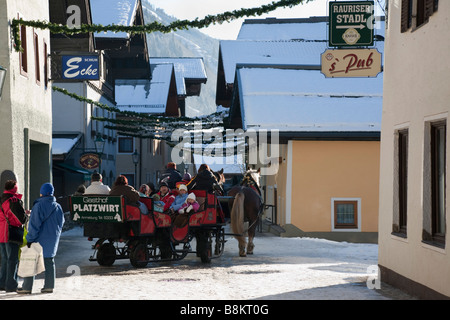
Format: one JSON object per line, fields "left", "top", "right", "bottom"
{"left": 20, "top": 1, "right": 312, "bottom": 143}
{"left": 11, "top": 0, "right": 310, "bottom": 51}
{"left": 53, "top": 86, "right": 228, "bottom": 141}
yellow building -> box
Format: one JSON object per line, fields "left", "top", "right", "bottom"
{"left": 228, "top": 65, "right": 382, "bottom": 243}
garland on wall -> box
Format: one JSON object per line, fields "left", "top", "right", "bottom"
{"left": 11, "top": 0, "right": 311, "bottom": 52}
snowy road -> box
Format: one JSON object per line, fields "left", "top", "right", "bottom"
{"left": 1, "top": 226, "right": 414, "bottom": 300}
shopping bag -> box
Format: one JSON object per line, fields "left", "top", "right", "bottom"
{"left": 17, "top": 243, "right": 45, "bottom": 277}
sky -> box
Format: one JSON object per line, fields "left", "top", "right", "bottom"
{"left": 149, "top": 0, "right": 386, "bottom": 39}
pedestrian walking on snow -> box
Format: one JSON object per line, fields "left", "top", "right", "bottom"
{"left": 0, "top": 180, "right": 27, "bottom": 292}
{"left": 17, "top": 183, "right": 64, "bottom": 294}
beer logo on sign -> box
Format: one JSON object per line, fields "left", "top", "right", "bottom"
{"left": 342, "top": 28, "right": 361, "bottom": 45}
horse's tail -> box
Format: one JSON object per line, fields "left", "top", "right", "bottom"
{"left": 230, "top": 192, "right": 246, "bottom": 252}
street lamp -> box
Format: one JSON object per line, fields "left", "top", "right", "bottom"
{"left": 94, "top": 133, "right": 105, "bottom": 172}
{"left": 132, "top": 149, "right": 140, "bottom": 187}
{"left": 94, "top": 133, "right": 106, "bottom": 154}
{"left": 0, "top": 65, "right": 7, "bottom": 100}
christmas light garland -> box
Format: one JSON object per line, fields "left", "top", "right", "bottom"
{"left": 11, "top": 0, "right": 310, "bottom": 51}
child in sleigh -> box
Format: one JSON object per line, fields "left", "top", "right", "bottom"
{"left": 173, "top": 193, "right": 199, "bottom": 228}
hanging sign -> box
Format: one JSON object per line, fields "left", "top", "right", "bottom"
{"left": 70, "top": 196, "right": 124, "bottom": 223}
{"left": 62, "top": 55, "right": 99, "bottom": 80}
{"left": 79, "top": 153, "right": 100, "bottom": 169}
{"left": 321, "top": 49, "right": 382, "bottom": 78}
{"left": 329, "top": 1, "right": 375, "bottom": 47}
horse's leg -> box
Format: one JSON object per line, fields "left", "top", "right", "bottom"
{"left": 238, "top": 238, "right": 247, "bottom": 257}
{"left": 246, "top": 222, "right": 256, "bottom": 255}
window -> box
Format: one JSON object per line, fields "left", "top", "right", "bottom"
{"left": 19, "top": 24, "right": 28, "bottom": 75}
{"left": 431, "top": 121, "right": 446, "bottom": 246}
{"left": 34, "top": 32, "right": 40, "bottom": 84}
{"left": 332, "top": 198, "right": 360, "bottom": 230}
{"left": 118, "top": 136, "right": 133, "bottom": 153}
{"left": 43, "top": 41, "right": 48, "bottom": 88}
{"left": 417, "top": 0, "right": 438, "bottom": 27}
{"left": 401, "top": 0, "right": 413, "bottom": 32}
{"left": 398, "top": 129, "right": 409, "bottom": 235}
{"left": 401, "top": 0, "right": 438, "bottom": 32}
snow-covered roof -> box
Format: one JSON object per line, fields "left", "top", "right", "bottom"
{"left": 220, "top": 40, "right": 384, "bottom": 86}
{"left": 90, "top": 0, "right": 138, "bottom": 39}
{"left": 234, "top": 67, "right": 382, "bottom": 132}
{"left": 237, "top": 17, "right": 385, "bottom": 41}
{"left": 150, "top": 58, "right": 207, "bottom": 96}
{"left": 238, "top": 17, "right": 329, "bottom": 41}
{"left": 220, "top": 40, "right": 326, "bottom": 85}
{"left": 220, "top": 17, "right": 385, "bottom": 86}
{"left": 115, "top": 63, "right": 174, "bottom": 114}
{"left": 52, "top": 134, "right": 82, "bottom": 156}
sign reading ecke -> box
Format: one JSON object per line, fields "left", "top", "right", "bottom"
{"left": 329, "top": 1, "right": 375, "bottom": 47}
{"left": 321, "top": 49, "right": 382, "bottom": 78}
{"left": 62, "top": 55, "right": 99, "bottom": 80}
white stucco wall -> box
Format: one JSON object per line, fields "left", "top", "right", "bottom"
{"left": 379, "top": 0, "right": 450, "bottom": 297}
{"left": 0, "top": 0, "right": 52, "bottom": 205}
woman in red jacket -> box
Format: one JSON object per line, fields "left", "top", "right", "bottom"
{"left": 0, "top": 180, "right": 27, "bottom": 292}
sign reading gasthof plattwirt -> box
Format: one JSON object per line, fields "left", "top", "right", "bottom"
{"left": 70, "top": 196, "right": 124, "bottom": 223}
{"left": 329, "top": 1, "right": 375, "bottom": 47}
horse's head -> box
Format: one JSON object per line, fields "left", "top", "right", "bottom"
{"left": 212, "top": 168, "right": 225, "bottom": 195}
{"left": 245, "top": 168, "right": 261, "bottom": 188}
{"left": 212, "top": 168, "right": 225, "bottom": 185}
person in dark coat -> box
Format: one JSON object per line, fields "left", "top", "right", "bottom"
{"left": 0, "top": 180, "right": 27, "bottom": 292}
{"left": 161, "top": 162, "right": 182, "bottom": 190}
{"left": 186, "top": 164, "right": 219, "bottom": 192}
{"left": 109, "top": 175, "right": 140, "bottom": 205}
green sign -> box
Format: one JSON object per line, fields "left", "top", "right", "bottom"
{"left": 70, "top": 196, "right": 124, "bottom": 223}
{"left": 329, "top": 1, "right": 374, "bottom": 47}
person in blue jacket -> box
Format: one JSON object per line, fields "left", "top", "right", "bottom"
{"left": 17, "top": 183, "right": 64, "bottom": 294}
{"left": 169, "top": 184, "right": 189, "bottom": 213}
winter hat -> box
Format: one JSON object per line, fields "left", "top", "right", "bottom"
{"left": 40, "top": 183, "right": 54, "bottom": 196}
{"left": 186, "top": 192, "right": 196, "bottom": 202}
{"left": 183, "top": 173, "right": 191, "bottom": 181}
{"left": 159, "top": 181, "right": 169, "bottom": 188}
{"left": 178, "top": 184, "right": 187, "bottom": 192}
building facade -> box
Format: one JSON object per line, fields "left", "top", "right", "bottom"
{"left": 221, "top": 17, "right": 384, "bottom": 242}
{"left": 379, "top": 0, "right": 450, "bottom": 298}
{"left": 0, "top": 0, "right": 53, "bottom": 207}
{"left": 50, "top": 0, "right": 117, "bottom": 198}
{"left": 229, "top": 65, "right": 382, "bottom": 243}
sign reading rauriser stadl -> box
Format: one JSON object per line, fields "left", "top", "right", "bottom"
{"left": 329, "top": 1, "right": 375, "bottom": 47}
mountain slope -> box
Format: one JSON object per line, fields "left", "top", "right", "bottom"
{"left": 141, "top": 1, "right": 219, "bottom": 117}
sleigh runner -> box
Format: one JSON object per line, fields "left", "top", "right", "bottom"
{"left": 69, "top": 190, "right": 226, "bottom": 267}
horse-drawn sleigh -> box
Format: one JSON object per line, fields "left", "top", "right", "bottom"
{"left": 68, "top": 169, "right": 264, "bottom": 267}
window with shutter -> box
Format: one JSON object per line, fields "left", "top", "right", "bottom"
{"left": 417, "top": 0, "right": 438, "bottom": 28}
{"left": 402, "top": 0, "right": 438, "bottom": 32}
{"left": 401, "top": 0, "right": 413, "bottom": 33}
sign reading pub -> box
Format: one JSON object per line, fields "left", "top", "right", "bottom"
{"left": 329, "top": 1, "right": 375, "bottom": 47}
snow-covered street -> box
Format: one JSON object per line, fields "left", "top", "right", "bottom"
{"left": 1, "top": 226, "right": 414, "bottom": 301}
